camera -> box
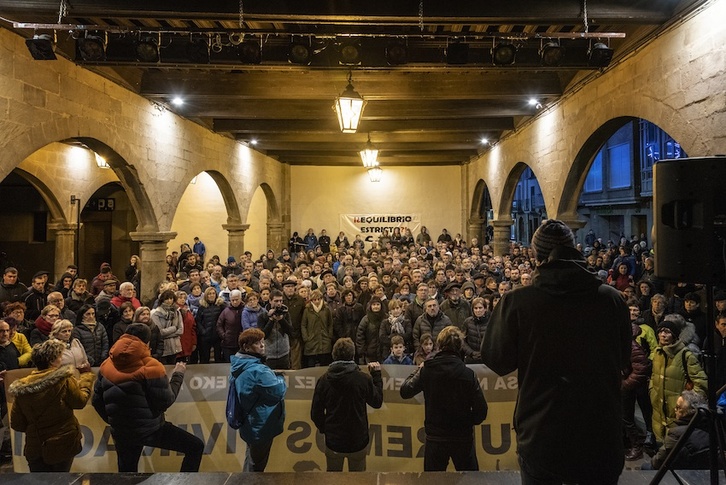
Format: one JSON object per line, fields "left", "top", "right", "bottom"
{"left": 277, "top": 304, "right": 288, "bottom": 315}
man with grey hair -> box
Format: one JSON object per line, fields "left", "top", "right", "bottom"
{"left": 645, "top": 390, "right": 709, "bottom": 470}
{"left": 217, "top": 289, "right": 244, "bottom": 362}
{"left": 483, "top": 219, "right": 630, "bottom": 484}
{"left": 111, "top": 282, "right": 141, "bottom": 309}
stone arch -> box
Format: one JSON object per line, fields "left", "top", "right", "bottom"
{"left": 497, "top": 162, "right": 534, "bottom": 219}
{"left": 258, "top": 182, "right": 281, "bottom": 222}
{"left": 557, "top": 117, "right": 636, "bottom": 218}
{"left": 204, "top": 170, "right": 243, "bottom": 224}
{"left": 470, "top": 179, "right": 491, "bottom": 219}
{"left": 12, "top": 168, "right": 66, "bottom": 223}
{"left": 75, "top": 137, "right": 158, "bottom": 232}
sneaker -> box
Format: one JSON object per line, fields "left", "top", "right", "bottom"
{"left": 625, "top": 447, "right": 644, "bottom": 461}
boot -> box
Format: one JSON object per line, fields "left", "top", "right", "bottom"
{"left": 625, "top": 447, "right": 644, "bottom": 461}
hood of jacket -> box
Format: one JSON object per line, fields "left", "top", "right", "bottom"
{"left": 9, "top": 365, "right": 74, "bottom": 397}
{"left": 325, "top": 360, "right": 359, "bottom": 385}
{"left": 230, "top": 351, "right": 264, "bottom": 375}
{"left": 106, "top": 334, "right": 152, "bottom": 372}
{"left": 532, "top": 245, "right": 602, "bottom": 298}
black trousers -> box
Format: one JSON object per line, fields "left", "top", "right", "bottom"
{"left": 114, "top": 422, "right": 204, "bottom": 472}
{"left": 28, "top": 457, "right": 74, "bottom": 472}
{"left": 423, "top": 439, "right": 478, "bottom": 471}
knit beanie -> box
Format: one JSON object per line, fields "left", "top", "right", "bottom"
{"left": 657, "top": 319, "right": 682, "bottom": 339}
{"left": 530, "top": 219, "right": 576, "bottom": 262}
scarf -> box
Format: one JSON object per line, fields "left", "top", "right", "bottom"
{"left": 312, "top": 300, "right": 323, "bottom": 313}
{"left": 35, "top": 317, "right": 54, "bottom": 336}
{"left": 388, "top": 314, "right": 405, "bottom": 335}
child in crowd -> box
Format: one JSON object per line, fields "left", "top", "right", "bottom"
{"left": 413, "top": 333, "right": 435, "bottom": 366}
{"left": 383, "top": 335, "right": 413, "bottom": 365}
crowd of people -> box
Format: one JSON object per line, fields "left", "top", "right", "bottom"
{"left": 0, "top": 224, "right": 723, "bottom": 476}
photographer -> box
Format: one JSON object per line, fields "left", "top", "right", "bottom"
{"left": 260, "top": 289, "right": 293, "bottom": 370}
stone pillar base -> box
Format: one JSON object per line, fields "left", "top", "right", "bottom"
{"left": 223, "top": 223, "right": 250, "bottom": 260}
{"left": 491, "top": 219, "right": 514, "bottom": 257}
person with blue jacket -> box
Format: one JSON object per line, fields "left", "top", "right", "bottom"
{"left": 230, "top": 328, "right": 287, "bottom": 472}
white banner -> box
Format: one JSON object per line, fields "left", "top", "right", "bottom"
{"left": 340, "top": 214, "right": 421, "bottom": 244}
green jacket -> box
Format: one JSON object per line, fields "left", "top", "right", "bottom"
{"left": 649, "top": 341, "right": 707, "bottom": 440}
{"left": 301, "top": 303, "right": 333, "bottom": 356}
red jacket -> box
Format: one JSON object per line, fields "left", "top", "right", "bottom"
{"left": 177, "top": 305, "right": 197, "bottom": 357}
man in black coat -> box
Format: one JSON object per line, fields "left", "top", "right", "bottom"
{"left": 311, "top": 337, "right": 383, "bottom": 471}
{"left": 400, "top": 325, "right": 487, "bottom": 471}
{"left": 482, "top": 220, "right": 630, "bottom": 484}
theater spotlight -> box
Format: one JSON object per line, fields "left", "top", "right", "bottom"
{"left": 25, "top": 33, "right": 56, "bottom": 60}
{"left": 288, "top": 37, "right": 312, "bottom": 65}
{"left": 238, "top": 37, "right": 262, "bottom": 64}
{"left": 492, "top": 42, "right": 516, "bottom": 65}
{"left": 446, "top": 42, "right": 469, "bottom": 65}
{"left": 385, "top": 40, "right": 407, "bottom": 65}
{"left": 187, "top": 38, "right": 210, "bottom": 63}
{"left": 540, "top": 41, "right": 565, "bottom": 67}
{"left": 136, "top": 36, "right": 159, "bottom": 62}
{"left": 338, "top": 39, "right": 362, "bottom": 65}
{"left": 77, "top": 34, "right": 106, "bottom": 61}
{"left": 588, "top": 42, "right": 614, "bottom": 68}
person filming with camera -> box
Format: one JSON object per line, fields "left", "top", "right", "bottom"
{"left": 260, "top": 289, "right": 293, "bottom": 370}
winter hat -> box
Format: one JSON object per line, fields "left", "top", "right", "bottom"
{"left": 657, "top": 319, "right": 682, "bottom": 338}
{"left": 369, "top": 296, "right": 382, "bottom": 306}
{"left": 530, "top": 219, "right": 576, "bottom": 262}
{"left": 715, "top": 291, "right": 726, "bottom": 302}
{"left": 684, "top": 292, "right": 700, "bottom": 304}
{"left": 227, "top": 256, "right": 236, "bottom": 263}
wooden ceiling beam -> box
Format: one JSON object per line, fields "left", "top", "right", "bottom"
{"left": 213, "top": 118, "right": 515, "bottom": 133}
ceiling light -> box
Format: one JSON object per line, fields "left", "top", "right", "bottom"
{"left": 333, "top": 71, "right": 366, "bottom": 133}
{"left": 385, "top": 40, "right": 407, "bottom": 65}
{"left": 446, "top": 42, "right": 469, "bottom": 65}
{"left": 360, "top": 134, "right": 379, "bottom": 168}
{"left": 480, "top": 138, "right": 489, "bottom": 145}
{"left": 238, "top": 38, "right": 261, "bottom": 64}
{"left": 187, "top": 38, "right": 209, "bottom": 63}
{"left": 528, "top": 98, "right": 542, "bottom": 109}
{"left": 288, "top": 37, "right": 312, "bottom": 65}
{"left": 368, "top": 166, "right": 383, "bottom": 183}
{"left": 249, "top": 139, "right": 258, "bottom": 145}
{"left": 540, "top": 41, "right": 565, "bottom": 67}
{"left": 94, "top": 153, "right": 110, "bottom": 169}
{"left": 77, "top": 35, "right": 106, "bottom": 61}
{"left": 338, "top": 39, "right": 362, "bottom": 65}
{"left": 492, "top": 42, "right": 516, "bottom": 65}
{"left": 172, "top": 97, "right": 184, "bottom": 106}
{"left": 136, "top": 36, "right": 159, "bottom": 62}
{"left": 25, "top": 33, "right": 56, "bottom": 60}
{"left": 588, "top": 42, "right": 614, "bottom": 68}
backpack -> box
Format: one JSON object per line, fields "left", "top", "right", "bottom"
{"left": 226, "top": 372, "right": 245, "bottom": 429}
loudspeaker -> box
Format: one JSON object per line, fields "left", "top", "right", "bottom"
{"left": 653, "top": 156, "right": 726, "bottom": 284}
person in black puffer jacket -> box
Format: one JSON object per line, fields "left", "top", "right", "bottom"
{"left": 400, "top": 326, "right": 488, "bottom": 471}
{"left": 92, "top": 323, "right": 203, "bottom": 472}
{"left": 462, "top": 297, "right": 490, "bottom": 363}
{"left": 311, "top": 338, "right": 383, "bottom": 471}
{"left": 194, "top": 287, "right": 226, "bottom": 364}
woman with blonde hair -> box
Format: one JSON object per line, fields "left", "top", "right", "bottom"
{"left": 9, "top": 339, "right": 95, "bottom": 471}
{"left": 49, "top": 319, "right": 89, "bottom": 370}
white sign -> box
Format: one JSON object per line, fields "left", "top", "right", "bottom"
{"left": 340, "top": 214, "right": 421, "bottom": 243}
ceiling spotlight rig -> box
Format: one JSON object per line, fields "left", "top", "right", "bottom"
{"left": 12, "top": 19, "right": 624, "bottom": 69}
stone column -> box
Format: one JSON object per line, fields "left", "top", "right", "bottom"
{"left": 129, "top": 231, "right": 177, "bottom": 304}
{"left": 267, "top": 222, "right": 285, "bottom": 253}
{"left": 491, "top": 219, "right": 514, "bottom": 257}
{"left": 466, "top": 217, "right": 485, "bottom": 246}
{"left": 222, "top": 223, "right": 250, "bottom": 260}
{"left": 48, "top": 222, "right": 78, "bottom": 281}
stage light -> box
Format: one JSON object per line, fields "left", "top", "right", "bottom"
{"left": 77, "top": 35, "right": 106, "bottom": 61}
{"left": 25, "top": 34, "right": 56, "bottom": 60}
{"left": 289, "top": 37, "right": 312, "bottom": 65}
{"left": 446, "top": 42, "right": 469, "bottom": 65}
{"left": 238, "top": 38, "right": 261, "bottom": 64}
{"left": 588, "top": 42, "right": 613, "bottom": 68}
{"left": 385, "top": 40, "right": 407, "bottom": 65}
{"left": 540, "top": 41, "right": 565, "bottom": 67}
{"left": 187, "top": 38, "right": 209, "bottom": 63}
{"left": 492, "top": 42, "right": 516, "bottom": 65}
{"left": 136, "top": 36, "right": 159, "bottom": 62}
{"left": 338, "top": 40, "right": 362, "bottom": 65}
